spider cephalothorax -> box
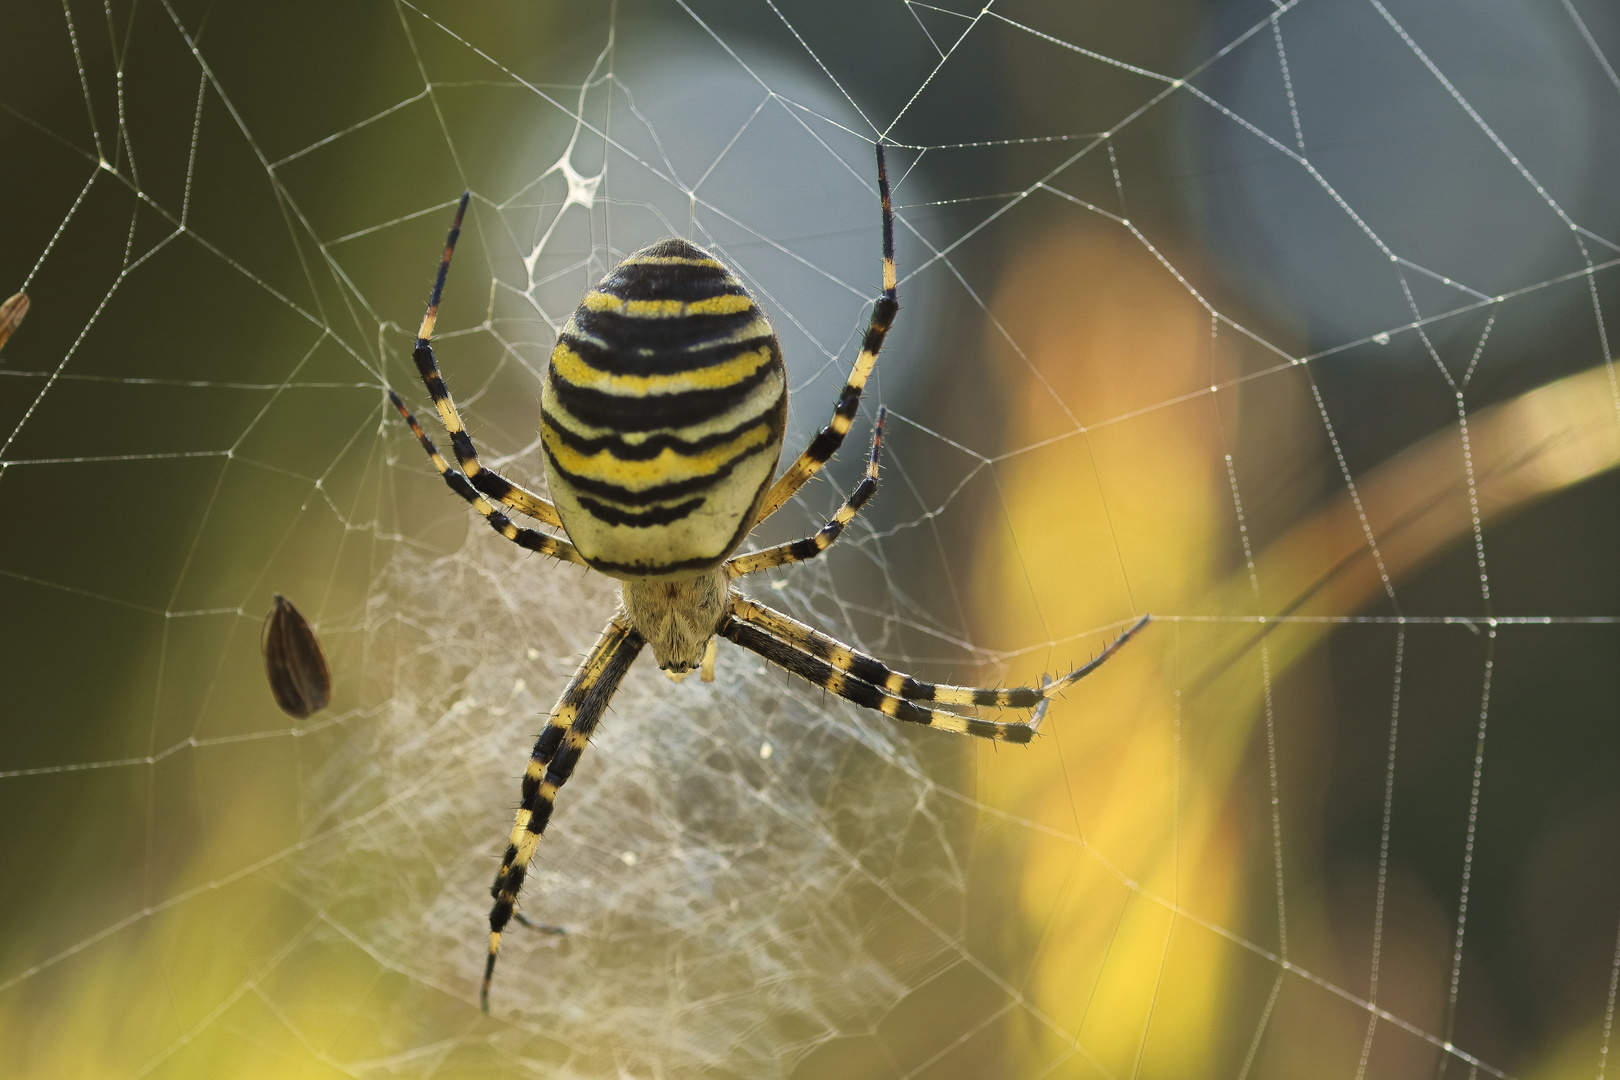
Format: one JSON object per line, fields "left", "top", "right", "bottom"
{"left": 388, "top": 145, "right": 1150, "bottom": 1011}
{"left": 620, "top": 569, "right": 729, "bottom": 674}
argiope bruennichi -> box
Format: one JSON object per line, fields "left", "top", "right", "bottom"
{"left": 388, "top": 144, "right": 1150, "bottom": 1011}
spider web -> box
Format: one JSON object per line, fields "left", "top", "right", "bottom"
{"left": 1, "top": 1, "right": 1617, "bottom": 1077}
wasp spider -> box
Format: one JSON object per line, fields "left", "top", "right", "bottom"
{"left": 389, "top": 145, "right": 1151, "bottom": 1011}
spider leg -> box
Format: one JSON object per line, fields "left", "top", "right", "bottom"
{"left": 483, "top": 615, "right": 646, "bottom": 1012}
{"left": 511, "top": 912, "right": 567, "bottom": 935}
{"left": 390, "top": 391, "right": 586, "bottom": 567}
{"left": 754, "top": 144, "right": 897, "bottom": 523}
{"left": 720, "top": 599, "right": 1150, "bottom": 743}
{"left": 411, "top": 192, "right": 564, "bottom": 529}
{"left": 728, "top": 406, "right": 885, "bottom": 577}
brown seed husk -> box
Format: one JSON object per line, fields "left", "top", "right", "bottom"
{"left": 261, "top": 593, "right": 332, "bottom": 718}
{"left": 0, "top": 293, "right": 29, "bottom": 354}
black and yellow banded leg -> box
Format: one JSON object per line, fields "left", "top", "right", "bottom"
{"left": 413, "top": 191, "right": 564, "bottom": 529}
{"left": 723, "top": 601, "right": 1151, "bottom": 741}
{"left": 755, "top": 144, "right": 898, "bottom": 522}
{"left": 484, "top": 616, "right": 646, "bottom": 1012}
{"left": 719, "top": 614, "right": 1038, "bottom": 742}
{"left": 729, "top": 406, "right": 886, "bottom": 578}
{"left": 389, "top": 390, "right": 587, "bottom": 567}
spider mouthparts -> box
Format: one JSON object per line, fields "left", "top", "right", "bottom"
{"left": 662, "top": 667, "right": 694, "bottom": 683}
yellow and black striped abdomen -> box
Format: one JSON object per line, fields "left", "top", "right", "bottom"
{"left": 542, "top": 239, "right": 788, "bottom": 579}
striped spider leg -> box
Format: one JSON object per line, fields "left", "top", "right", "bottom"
{"left": 390, "top": 193, "right": 585, "bottom": 564}
{"left": 727, "top": 405, "right": 888, "bottom": 578}
{"left": 724, "top": 402, "right": 1150, "bottom": 743}
{"left": 389, "top": 390, "right": 586, "bottom": 567}
{"left": 482, "top": 615, "right": 646, "bottom": 1012}
{"left": 721, "top": 601, "right": 1151, "bottom": 743}
{"left": 409, "top": 192, "right": 564, "bottom": 529}
{"left": 751, "top": 144, "right": 899, "bottom": 524}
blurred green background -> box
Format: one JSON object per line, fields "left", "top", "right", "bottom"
{"left": 1, "top": 1, "right": 1616, "bottom": 1077}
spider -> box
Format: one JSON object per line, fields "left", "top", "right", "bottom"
{"left": 388, "top": 144, "right": 1151, "bottom": 1011}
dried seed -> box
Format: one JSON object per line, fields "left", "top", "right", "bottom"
{"left": 261, "top": 593, "right": 332, "bottom": 718}
{"left": 0, "top": 293, "right": 29, "bottom": 354}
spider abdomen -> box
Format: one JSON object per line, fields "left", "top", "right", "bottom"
{"left": 542, "top": 239, "right": 787, "bottom": 579}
